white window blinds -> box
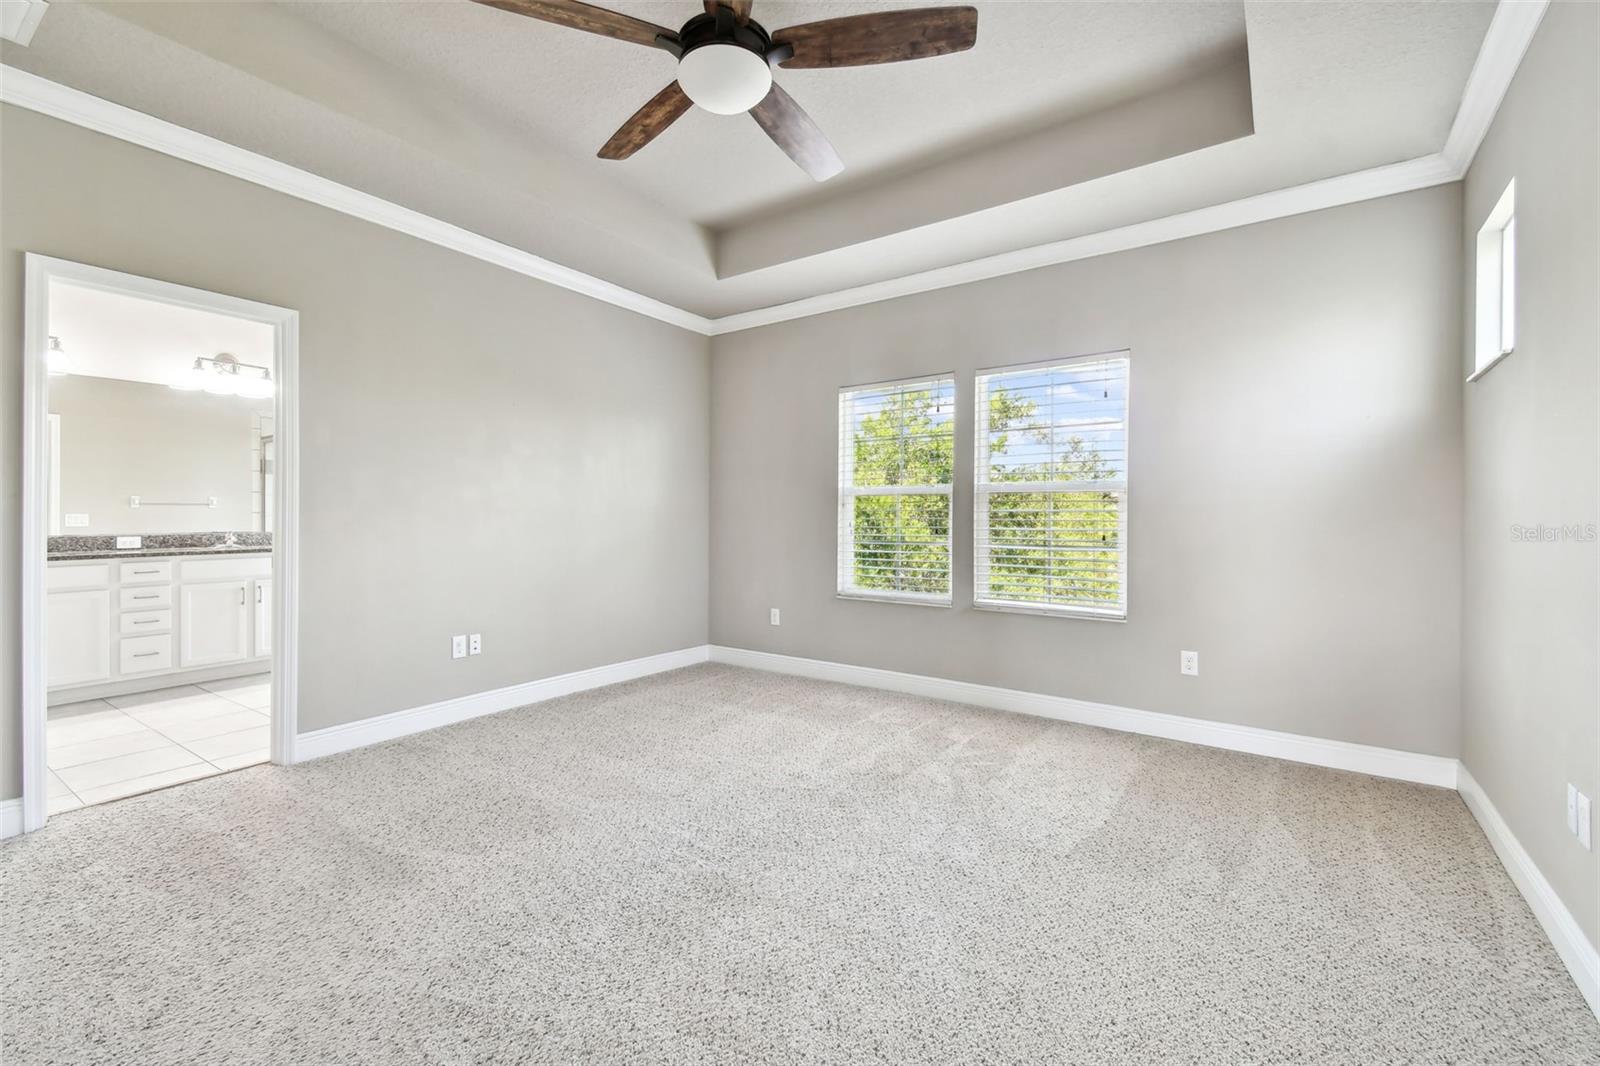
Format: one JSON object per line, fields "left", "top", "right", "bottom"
{"left": 838, "top": 375, "right": 955, "bottom": 604}
{"left": 974, "top": 353, "right": 1130, "bottom": 618}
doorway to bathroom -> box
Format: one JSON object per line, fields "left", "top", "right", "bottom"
{"left": 20, "top": 256, "right": 300, "bottom": 833}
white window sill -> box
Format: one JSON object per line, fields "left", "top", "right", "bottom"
{"left": 836, "top": 590, "right": 952, "bottom": 609}
{"left": 1468, "top": 347, "right": 1514, "bottom": 382}
{"left": 973, "top": 600, "right": 1127, "bottom": 623}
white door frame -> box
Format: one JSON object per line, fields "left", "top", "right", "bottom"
{"left": 21, "top": 254, "right": 301, "bottom": 833}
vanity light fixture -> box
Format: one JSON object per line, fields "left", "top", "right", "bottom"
{"left": 46, "top": 335, "right": 73, "bottom": 376}
{"left": 171, "top": 353, "right": 274, "bottom": 398}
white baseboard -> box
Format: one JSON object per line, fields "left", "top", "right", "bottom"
{"left": 0, "top": 799, "right": 22, "bottom": 840}
{"left": 708, "top": 645, "right": 1459, "bottom": 788}
{"left": 1458, "top": 767, "right": 1600, "bottom": 1019}
{"left": 294, "top": 644, "right": 711, "bottom": 761}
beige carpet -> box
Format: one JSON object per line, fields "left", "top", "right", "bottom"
{"left": 3, "top": 664, "right": 1596, "bottom": 1064}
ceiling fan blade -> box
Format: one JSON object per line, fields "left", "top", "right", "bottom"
{"left": 749, "top": 83, "right": 843, "bottom": 182}
{"left": 470, "top": 0, "right": 678, "bottom": 50}
{"left": 773, "top": 6, "right": 977, "bottom": 69}
{"left": 702, "top": 0, "right": 753, "bottom": 24}
{"left": 598, "top": 81, "right": 692, "bottom": 160}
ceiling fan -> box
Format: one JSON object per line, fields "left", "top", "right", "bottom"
{"left": 470, "top": 0, "right": 979, "bottom": 181}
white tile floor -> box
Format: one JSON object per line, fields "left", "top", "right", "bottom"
{"left": 46, "top": 673, "right": 271, "bottom": 815}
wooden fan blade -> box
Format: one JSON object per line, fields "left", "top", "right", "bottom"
{"left": 598, "top": 81, "right": 692, "bottom": 159}
{"left": 749, "top": 83, "right": 843, "bottom": 181}
{"left": 773, "top": 6, "right": 977, "bottom": 69}
{"left": 703, "top": 0, "right": 752, "bottom": 24}
{"left": 470, "top": 0, "right": 677, "bottom": 50}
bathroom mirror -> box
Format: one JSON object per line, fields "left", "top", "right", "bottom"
{"left": 45, "top": 279, "right": 276, "bottom": 537}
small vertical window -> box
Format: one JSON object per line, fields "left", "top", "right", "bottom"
{"left": 838, "top": 375, "right": 955, "bottom": 605}
{"left": 1473, "top": 179, "right": 1516, "bottom": 378}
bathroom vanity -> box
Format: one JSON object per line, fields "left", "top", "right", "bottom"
{"left": 47, "top": 536, "right": 272, "bottom": 705}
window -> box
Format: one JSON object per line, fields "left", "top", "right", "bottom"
{"left": 838, "top": 375, "right": 955, "bottom": 604}
{"left": 1472, "top": 179, "right": 1516, "bottom": 379}
{"left": 974, "top": 353, "right": 1129, "bottom": 619}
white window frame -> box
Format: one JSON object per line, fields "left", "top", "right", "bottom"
{"left": 1470, "top": 179, "right": 1517, "bottom": 381}
{"left": 973, "top": 351, "right": 1130, "bottom": 621}
{"left": 837, "top": 374, "right": 956, "bottom": 606}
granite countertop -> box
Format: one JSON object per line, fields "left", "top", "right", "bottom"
{"left": 49, "top": 545, "right": 273, "bottom": 563}
{"left": 47, "top": 532, "right": 272, "bottom": 563}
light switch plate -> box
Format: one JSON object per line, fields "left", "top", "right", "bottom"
{"left": 1569, "top": 784, "right": 1579, "bottom": 835}
{"left": 451, "top": 635, "right": 467, "bottom": 659}
{"left": 1579, "top": 792, "right": 1592, "bottom": 851}
{"left": 770, "top": 608, "right": 781, "bottom": 626}
{"left": 64, "top": 513, "right": 89, "bottom": 527}
{"left": 116, "top": 535, "right": 142, "bottom": 550}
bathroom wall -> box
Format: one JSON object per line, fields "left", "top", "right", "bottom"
{"left": 48, "top": 374, "right": 270, "bottom": 535}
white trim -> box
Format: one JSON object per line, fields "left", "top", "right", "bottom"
{"left": 709, "top": 156, "right": 1459, "bottom": 335}
{"left": 708, "top": 645, "right": 1459, "bottom": 789}
{"left": 1458, "top": 767, "right": 1600, "bottom": 1021}
{"left": 1441, "top": 0, "right": 1549, "bottom": 174}
{"left": 0, "top": 799, "right": 22, "bottom": 839}
{"left": 294, "top": 645, "right": 711, "bottom": 761}
{"left": 0, "top": 1, "right": 1543, "bottom": 337}
{"left": 0, "top": 0, "right": 49, "bottom": 47}
{"left": 20, "top": 254, "right": 300, "bottom": 832}
{"left": 0, "top": 66, "right": 713, "bottom": 336}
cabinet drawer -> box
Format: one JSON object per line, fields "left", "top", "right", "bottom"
{"left": 120, "top": 560, "right": 173, "bottom": 585}
{"left": 119, "top": 634, "right": 173, "bottom": 674}
{"left": 120, "top": 585, "right": 173, "bottom": 610}
{"left": 119, "top": 609, "right": 172, "bottom": 636}
{"left": 181, "top": 556, "right": 270, "bottom": 581}
{"left": 47, "top": 564, "right": 110, "bottom": 591}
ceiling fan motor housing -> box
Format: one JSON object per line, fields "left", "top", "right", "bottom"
{"left": 674, "top": 10, "right": 773, "bottom": 61}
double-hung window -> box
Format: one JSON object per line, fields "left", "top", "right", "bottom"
{"left": 974, "top": 353, "right": 1130, "bottom": 619}
{"left": 838, "top": 375, "right": 955, "bottom": 604}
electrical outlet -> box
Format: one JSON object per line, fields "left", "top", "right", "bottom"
{"left": 770, "top": 608, "right": 781, "bottom": 626}
{"left": 469, "top": 633, "right": 482, "bottom": 656}
{"left": 451, "top": 634, "right": 467, "bottom": 659}
{"left": 1180, "top": 650, "right": 1199, "bottom": 676}
{"left": 1579, "top": 792, "right": 1592, "bottom": 851}
{"left": 1569, "top": 784, "right": 1579, "bottom": 835}
{"left": 65, "top": 513, "right": 89, "bottom": 527}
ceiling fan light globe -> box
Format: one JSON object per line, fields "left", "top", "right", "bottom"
{"left": 677, "top": 43, "right": 771, "bottom": 115}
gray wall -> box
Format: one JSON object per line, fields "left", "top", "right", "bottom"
{"left": 710, "top": 186, "right": 1464, "bottom": 757}
{"left": 49, "top": 374, "right": 270, "bottom": 535}
{"left": 1460, "top": 2, "right": 1599, "bottom": 947}
{"left": 1, "top": 105, "right": 711, "bottom": 800}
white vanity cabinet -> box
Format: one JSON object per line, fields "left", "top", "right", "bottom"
{"left": 253, "top": 578, "right": 273, "bottom": 658}
{"left": 180, "top": 581, "right": 252, "bottom": 667}
{"left": 46, "top": 552, "right": 271, "bottom": 702}
{"left": 47, "top": 589, "right": 113, "bottom": 688}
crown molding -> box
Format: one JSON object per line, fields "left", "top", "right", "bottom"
{"left": 1441, "top": 0, "right": 1548, "bottom": 176}
{"left": 0, "top": 0, "right": 1544, "bottom": 337}
{"left": 0, "top": 65, "right": 716, "bottom": 335}
{"left": 0, "top": 0, "right": 49, "bottom": 47}
{"left": 707, "top": 153, "right": 1459, "bottom": 335}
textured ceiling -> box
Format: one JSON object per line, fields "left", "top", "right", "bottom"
{"left": 0, "top": 1, "right": 1497, "bottom": 318}
{"left": 284, "top": 0, "right": 1250, "bottom": 224}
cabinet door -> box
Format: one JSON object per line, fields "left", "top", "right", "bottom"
{"left": 48, "top": 589, "right": 112, "bottom": 688}
{"left": 180, "top": 581, "right": 250, "bottom": 667}
{"left": 253, "top": 579, "right": 273, "bottom": 658}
